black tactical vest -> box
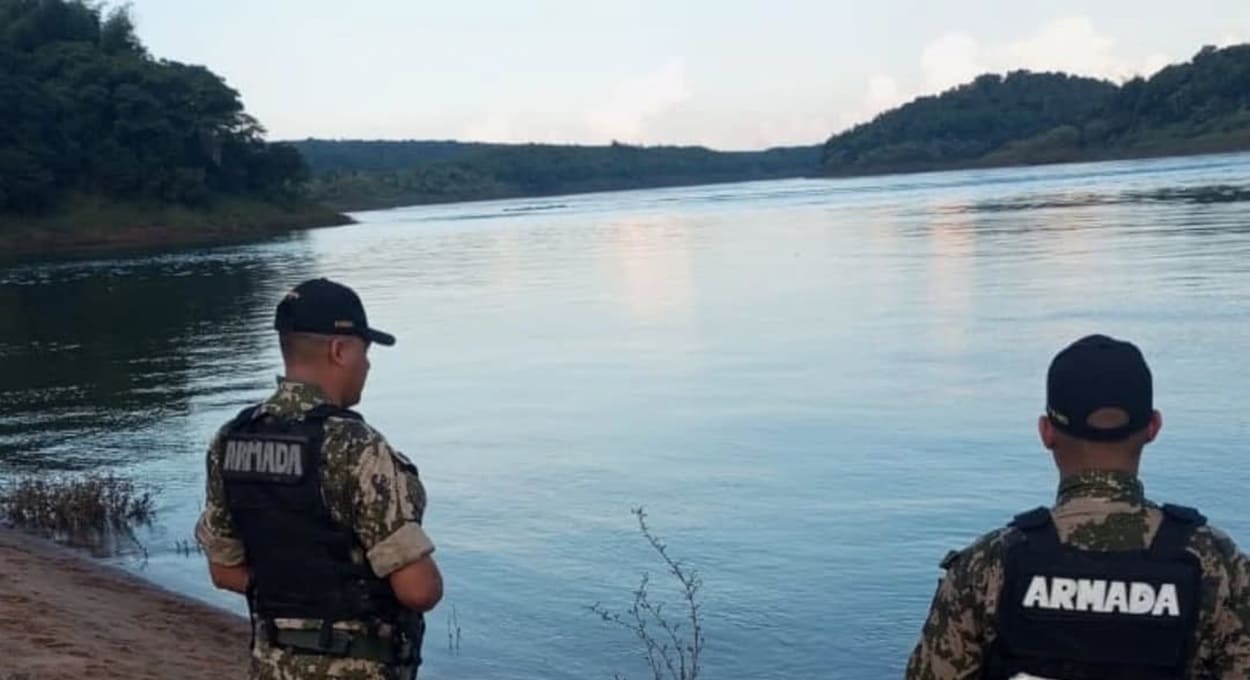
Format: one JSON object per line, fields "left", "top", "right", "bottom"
{"left": 220, "top": 403, "right": 408, "bottom": 652}
{"left": 985, "top": 504, "right": 1205, "bottom": 680}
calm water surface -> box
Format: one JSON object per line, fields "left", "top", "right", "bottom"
{"left": 3, "top": 154, "right": 1250, "bottom": 679}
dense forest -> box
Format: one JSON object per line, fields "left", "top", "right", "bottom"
{"left": 294, "top": 140, "right": 822, "bottom": 211}
{"left": 0, "top": 0, "right": 343, "bottom": 255}
{"left": 302, "top": 43, "right": 1250, "bottom": 212}
{"left": 822, "top": 44, "right": 1250, "bottom": 174}
{"left": 5, "top": 1, "right": 1250, "bottom": 256}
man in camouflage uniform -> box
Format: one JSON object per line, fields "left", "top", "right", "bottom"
{"left": 196, "top": 278, "right": 443, "bottom": 680}
{"left": 906, "top": 334, "right": 1250, "bottom": 679}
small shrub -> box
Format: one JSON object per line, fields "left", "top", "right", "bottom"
{"left": 590, "top": 507, "right": 705, "bottom": 680}
{"left": 0, "top": 473, "right": 155, "bottom": 554}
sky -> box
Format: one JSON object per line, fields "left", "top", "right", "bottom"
{"left": 124, "top": 1, "right": 1250, "bottom": 150}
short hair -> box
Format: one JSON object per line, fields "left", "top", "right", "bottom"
{"left": 278, "top": 332, "right": 332, "bottom": 364}
{"left": 1053, "top": 419, "right": 1152, "bottom": 455}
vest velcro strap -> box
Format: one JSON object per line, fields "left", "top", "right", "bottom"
{"left": 305, "top": 404, "right": 364, "bottom": 423}
{"left": 1011, "top": 507, "right": 1060, "bottom": 551}
{"left": 271, "top": 628, "right": 405, "bottom": 664}
{"left": 318, "top": 619, "right": 334, "bottom": 652}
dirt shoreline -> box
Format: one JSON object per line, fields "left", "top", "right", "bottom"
{"left": 0, "top": 224, "right": 308, "bottom": 262}
{"left": 0, "top": 204, "right": 354, "bottom": 265}
{"left": 0, "top": 528, "right": 250, "bottom": 679}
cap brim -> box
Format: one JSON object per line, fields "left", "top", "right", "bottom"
{"left": 364, "top": 328, "right": 396, "bottom": 346}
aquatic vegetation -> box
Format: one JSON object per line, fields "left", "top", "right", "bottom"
{"left": 175, "top": 537, "right": 204, "bottom": 557}
{"left": 0, "top": 473, "right": 155, "bottom": 551}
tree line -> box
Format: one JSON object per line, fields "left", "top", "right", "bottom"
{"left": 294, "top": 140, "right": 822, "bottom": 211}
{"left": 0, "top": 0, "right": 309, "bottom": 216}
{"left": 822, "top": 43, "right": 1250, "bottom": 174}
{"left": 5, "top": 2, "right": 1246, "bottom": 226}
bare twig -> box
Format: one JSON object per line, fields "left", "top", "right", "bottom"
{"left": 447, "top": 604, "right": 462, "bottom": 653}
{"left": 588, "top": 506, "right": 705, "bottom": 680}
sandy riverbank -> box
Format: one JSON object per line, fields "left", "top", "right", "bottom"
{"left": 0, "top": 528, "right": 249, "bottom": 679}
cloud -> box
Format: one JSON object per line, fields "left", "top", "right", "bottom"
{"left": 452, "top": 60, "right": 694, "bottom": 145}
{"left": 461, "top": 114, "right": 515, "bottom": 143}
{"left": 446, "top": 16, "right": 1248, "bottom": 149}
{"left": 833, "top": 74, "right": 910, "bottom": 131}
{"left": 997, "top": 16, "right": 1121, "bottom": 79}
{"left": 837, "top": 16, "right": 1181, "bottom": 134}
{"left": 1140, "top": 53, "right": 1173, "bottom": 78}
{"left": 921, "top": 33, "right": 984, "bottom": 92}
{"left": 741, "top": 113, "right": 851, "bottom": 149}
{"left": 1217, "top": 28, "right": 1250, "bottom": 48}
{"left": 863, "top": 75, "right": 907, "bottom": 114}
{"left": 584, "top": 58, "right": 691, "bottom": 143}
{"left": 917, "top": 16, "right": 1155, "bottom": 92}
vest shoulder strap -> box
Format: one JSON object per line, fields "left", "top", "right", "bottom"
{"left": 1010, "top": 506, "right": 1061, "bottom": 551}
{"left": 1152, "top": 503, "right": 1207, "bottom": 558}
{"left": 226, "top": 404, "right": 263, "bottom": 430}
{"left": 1161, "top": 503, "right": 1206, "bottom": 525}
{"left": 305, "top": 404, "right": 365, "bottom": 423}
{"left": 1011, "top": 506, "right": 1052, "bottom": 530}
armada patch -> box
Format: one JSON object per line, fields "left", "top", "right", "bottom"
{"left": 1021, "top": 575, "right": 1182, "bottom": 617}
{"left": 222, "top": 435, "right": 307, "bottom": 482}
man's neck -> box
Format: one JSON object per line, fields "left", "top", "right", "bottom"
{"left": 1055, "top": 445, "right": 1140, "bottom": 479}
{"left": 1056, "top": 469, "right": 1145, "bottom": 506}
{"left": 281, "top": 370, "right": 340, "bottom": 406}
{"left": 1057, "top": 461, "right": 1139, "bottom": 479}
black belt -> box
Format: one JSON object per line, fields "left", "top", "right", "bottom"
{"left": 270, "top": 628, "right": 407, "bottom": 664}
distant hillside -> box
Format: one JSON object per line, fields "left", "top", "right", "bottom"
{"left": 0, "top": 0, "right": 347, "bottom": 259}
{"left": 822, "top": 43, "right": 1250, "bottom": 175}
{"left": 294, "top": 139, "right": 501, "bottom": 174}
{"left": 292, "top": 140, "right": 822, "bottom": 211}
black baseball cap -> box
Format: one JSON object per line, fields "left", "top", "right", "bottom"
{"left": 273, "top": 278, "right": 396, "bottom": 346}
{"left": 1046, "top": 334, "right": 1152, "bottom": 441}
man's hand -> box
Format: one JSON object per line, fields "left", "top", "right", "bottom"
{"left": 208, "top": 561, "right": 250, "bottom": 594}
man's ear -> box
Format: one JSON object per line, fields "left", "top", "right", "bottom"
{"left": 1038, "top": 415, "right": 1057, "bottom": 451}
{"left": 1144, "top": 409, "right": 1162, "bottom": 444}
{"left": 327, "top": 336, "right": 349, "bottom": 367}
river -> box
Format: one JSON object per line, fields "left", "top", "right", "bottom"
{"left": 3, "top": 152, "right": 1250, "bottom": 678}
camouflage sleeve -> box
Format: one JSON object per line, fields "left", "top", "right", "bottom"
{"left": 322, "top": 418, "right": 435, "bottom": 578}
{"left": 905, "top": 529, "right": 1009, "bottom": 680}
{"left": 1190, "top": 526, "right": 1250, "bottom": 677}
{"left": 193, "top": 429, "right": 247, "bottom": 566}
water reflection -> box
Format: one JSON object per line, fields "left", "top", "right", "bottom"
{"left": 923, "top": 206, "right": 975, "bottom": 354}
{"left": 0, "top": 243, "right": 318, "bottom": 471}
{"left": 2, "top": 154, "right": 1250, "bottom": 679}
{"left": 598, "top": 216, "right": 696, "bottom": 323}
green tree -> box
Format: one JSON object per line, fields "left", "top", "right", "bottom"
{"left": 0, "top": 0, "right": 312, "bottom": 216}
{"left": 821, "top": 43, "right": 1250, "bottom": 175}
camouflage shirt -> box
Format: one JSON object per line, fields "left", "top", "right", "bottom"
{"left": 195, "top": 378, "right": 435, "bottom": 680}
{"left": 905, "top": 470, "right": 1250, "bottom": 680}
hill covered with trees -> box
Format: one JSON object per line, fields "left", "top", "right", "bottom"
{"left": 0, "top": 0, "right": 346, "bottom": 258}
{"left": 304, "top": 43, "right": 1250, "bottom": 212}
{"left": 7, "top": 1, "right": 1249, "bottom": 258}
{"left": 293, "top": 140, "right": 822, "bottom": 211}
{"left": 822, "top": 44, "right": 1250, "bottom": 175}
